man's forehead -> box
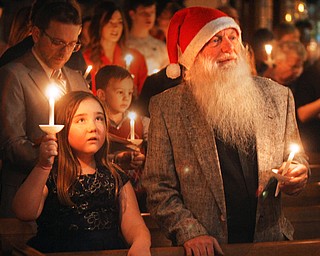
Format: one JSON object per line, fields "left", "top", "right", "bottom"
{"left": 213, "top": 28, "right": 239, "bottom": 37}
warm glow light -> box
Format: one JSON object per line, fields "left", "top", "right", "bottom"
{"left": 264, "top": 44, "right": 273, "bottom": 55}
{"left": 151, "top": 68, "right": 160, "bottom": 74}
{"left": 124, "top": 54, "right": 133, "bottom": 70}
{"left": 297, "top": 3, "right": 305, "bottom": 13}
{"left": 47, "top": 84, "right": 59, "bottom": 99}
{"left": 128, "top": 111, "right": 136, "bottom": 121}
{"left": 290, "top": 144, "right": 300, "bottom": 154}
{"left": 285, "top": 13, "right": 292, "bottom": 22}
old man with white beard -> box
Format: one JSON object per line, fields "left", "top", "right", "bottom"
{"left": 142, "top": 7, "right": 309, "bottom": 256}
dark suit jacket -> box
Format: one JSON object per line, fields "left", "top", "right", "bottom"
{"left": 142, "top": 76, "right": 309, "bottom": 245}
{"left": 0, "top": 50, "right": 90, "bottom": 217}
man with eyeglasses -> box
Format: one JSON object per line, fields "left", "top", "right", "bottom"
{"left": 0, "top": 0, "right": 87, "bottom": 73}
{"left": 0, "top": 1, "right": 90, "bottom": 217}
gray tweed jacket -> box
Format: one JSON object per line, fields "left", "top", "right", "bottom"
{"left": 142, "top": 76, "right": 308, "bottom": 245}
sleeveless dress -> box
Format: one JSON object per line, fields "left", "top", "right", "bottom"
{"left": 28, "top": 165, "right": 129, "bottom": 253}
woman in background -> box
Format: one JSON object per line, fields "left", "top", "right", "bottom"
{"left": 83, "top": 0, "right": 147, "bottom": 95}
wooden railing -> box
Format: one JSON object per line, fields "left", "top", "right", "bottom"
{"left": 9, "top": 239, "right": 320, "bottom": 256}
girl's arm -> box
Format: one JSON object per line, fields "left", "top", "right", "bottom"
{"left": 12, "top": 134, "right": 58, "bottom": 220}
{"left": 119, "top": 182, "right": 151, "bottom": 256}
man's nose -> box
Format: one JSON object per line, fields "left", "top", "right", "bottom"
{"left": 221, "top": 38, "right": 234, "bottom": 53}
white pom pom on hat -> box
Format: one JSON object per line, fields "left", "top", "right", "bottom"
{"left": 166, "top": 6, "right": 241, "bottom": 79}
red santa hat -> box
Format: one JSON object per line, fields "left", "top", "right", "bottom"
{"left": 166, "top": 6, "right": 241, "bottom": 79}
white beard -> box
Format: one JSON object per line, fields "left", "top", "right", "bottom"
{"left": 186, "top": 50, "right": 264, "bottom": 154}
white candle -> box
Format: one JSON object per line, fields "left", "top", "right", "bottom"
{"left": 47, "top": 85, "right": 59, "bottom": 125}
{"left": 124, "top": 54, "right": 133, "bottom": 70}
{"left": 49, "top": 97, "right": 54, "bottom": 125}
{"left": 83, "top": 65, "right": 92, "bottom": 79}
{"left": 275, "top": 143, "right": 299, "bottom": 196}
{"left": 128, "top": 112, "right": 136, "bottom": 140}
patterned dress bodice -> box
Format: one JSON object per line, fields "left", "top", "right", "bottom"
{"left": 36, "top": 166, "right": 129, "bottom": 235}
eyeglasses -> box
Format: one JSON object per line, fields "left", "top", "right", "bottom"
{"left": 42, "top": 30, "right": 81, "bottom": 52}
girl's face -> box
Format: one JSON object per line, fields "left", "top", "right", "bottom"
{"left": 68, "top": 98, "right": 106, "bottom": 160}
{"left": 105, "top": 77, "right": 134, "bottom": 115}
{"left": 101, "top": 10, "right": 123, "bottom": 43}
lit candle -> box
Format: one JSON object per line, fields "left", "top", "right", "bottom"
{"left": 151, "top": 68, "right": 160, "bottom": 74}
{"left": 47, "top": 85, "right": 59, "bottom": 125}
{"left": 275, "top": 143, "right": 300, "bottom": 196}
{"left": 128, "top": 111, "right": 136, "bottom": 140}
{"left": 264, "top": 44, "right": 273, "bottom": 68}
{"left": 124, "top": 54, "right": 133, "bottom": 70}
{"left": 83, "top": 65, "right": 92, "bottom": 79}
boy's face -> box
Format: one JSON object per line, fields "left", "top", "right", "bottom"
{"left": 129, "top": 4, "right": 156, "bottom": 32}
{"left": 104, "top": 77, "right": 134, "bottom": 115}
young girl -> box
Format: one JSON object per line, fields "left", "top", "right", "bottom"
{"left": 95, "top": 65, "right": 149, "bottom": 212}
{"left": 12, "top": 91, "right": 151, "bottom": 255}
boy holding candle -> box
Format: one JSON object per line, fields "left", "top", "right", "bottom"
{"left": 95, "top": 65, "right": 149, "bottom": 212}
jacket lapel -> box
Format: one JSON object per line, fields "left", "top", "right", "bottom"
{"left": 24, "top": 52, "right": 51, "bottom": 100}
{"left": 179, "top": 85, "right": 226, "bottom": 215}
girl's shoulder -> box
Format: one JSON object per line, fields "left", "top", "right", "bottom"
{"left": 98, "top": 164, "right": 130, "bottom": 186}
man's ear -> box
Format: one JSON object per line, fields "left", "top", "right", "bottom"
{"left": 31, "top": 26, "right": 40, "bottom": 43}
{"left": 96, "top": 89, "right": 106, "bottom": 101}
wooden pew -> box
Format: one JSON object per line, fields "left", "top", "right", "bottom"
{"left": 282, "top": 182, "right": 320, "bottom": 207}
{"left": 306, "top": 152, "right": 320, "bottom": 165}
{"left": 10, "top": 239, "right": 320, "bottom": 256}
{"left": 0, "top": 218, "right": 37, "bottom": 255}
{"left": 281, "top": 160, "right": 320, "bottom": 240}
{"left": 141, "top": 213, "right": 172, "bottom": 247}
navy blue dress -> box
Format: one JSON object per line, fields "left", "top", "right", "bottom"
{"left": 28, "top": 165, "right": 129, "bottom": 253}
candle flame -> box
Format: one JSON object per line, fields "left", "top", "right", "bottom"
{"left": 47, "top": 84, "right": 59, "bottom": 99}
{"left": 128, "top": 111, "right": 136, "bottom": 121}
{"left": 124, "top": 54, "right": 133, "bottom": 67}
{"left": 264, "top": 44, "right": 273, "bottom": 55}
{"left": 290, "top": 144, "right": 299, "bottom": 153}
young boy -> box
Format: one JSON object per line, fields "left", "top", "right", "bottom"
{"left": 96, "top": 65, "right": 149, "bottom": 212}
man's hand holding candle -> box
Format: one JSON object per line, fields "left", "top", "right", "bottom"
{"left": 276, "top": 162, "right": 308, "bottom": 196}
